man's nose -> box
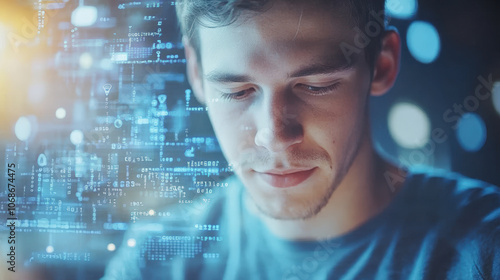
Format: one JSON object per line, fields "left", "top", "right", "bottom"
{"left": 254, "top": 93, "right": 304, "bottom": 152}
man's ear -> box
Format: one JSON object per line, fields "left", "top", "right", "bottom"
{"left": 183, "top": 36, "right": 206, "bottom": 104}
{"left": 370, "top": 29, "right": 401, "bottom": 96}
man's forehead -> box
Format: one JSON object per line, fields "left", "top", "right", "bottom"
{"left": 196, "top": 0, "right": 355, "bottom": 45}
{"left": 196, "top": 4, "right": 356, "bottom": 67}
{"left": 196, "top": 31, "right": 359, "bottom": 83}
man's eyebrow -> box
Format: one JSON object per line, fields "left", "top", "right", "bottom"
{"left": 204, "top": 72, "right": 253, "bottom": 83}
{"left": 289, "top": 61, "right": 353, "bottom": 78}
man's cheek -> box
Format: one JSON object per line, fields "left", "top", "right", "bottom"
{"left": 225, "top": 133, "right": 256, "bottom": 172}
{"left": 214, "top": 125, "right": 241, "bottom": 153}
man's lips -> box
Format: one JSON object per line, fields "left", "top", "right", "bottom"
{"left": 254, "top": 167, "right": 317, "bottom": 188}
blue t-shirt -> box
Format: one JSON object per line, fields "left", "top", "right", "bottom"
{"left": 101, "top": 167, "right": 500, "bottom": 279}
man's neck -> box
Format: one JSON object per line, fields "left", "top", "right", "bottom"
{"left": 247, "top": 136, "right": 406, "bottom": 241}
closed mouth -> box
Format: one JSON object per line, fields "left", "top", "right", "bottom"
{"left": 254, "top": 167, "right": 317, "bottom": 188}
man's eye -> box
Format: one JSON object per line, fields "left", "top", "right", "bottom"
{"left": 298, "top": 83, "right": 340, "bottom": 95}
{"left": 220, "top": 88, "right": 255, "bottom": 100}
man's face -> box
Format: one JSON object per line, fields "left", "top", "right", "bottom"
{"left": 191, "top": 1, "right": 374, "bottom": 220}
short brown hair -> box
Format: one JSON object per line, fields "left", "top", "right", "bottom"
{"left": 175, "top": 0, "right": 385, "bottom": 69}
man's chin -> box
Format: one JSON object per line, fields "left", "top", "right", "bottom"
{"left": 258, "top": 208, "right": 318, "bottom": 221}
{"left": 239, "top": 168, "right": 338, "bottom": 220}
{"left": 247, "top": 191, "right": 328, "bottom": 221}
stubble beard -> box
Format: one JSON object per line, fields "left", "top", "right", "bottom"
{"left": 243, "top": 126, "right": 367, "bottom": 221}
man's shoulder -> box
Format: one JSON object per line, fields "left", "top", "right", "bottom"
{"left": 405, "top": 166, "right": 500, "bottom": 212}
{"left": 380, "top": 167, "right": 500, "bottom": 279}
{"left": 100, "top": 176, "right": 243, "bottom": 280}
{"left": 401, "top": 166, "right": 500, "bottom": 233}
{"left": 408, "top": 165, "right": 498, "bottom": 192}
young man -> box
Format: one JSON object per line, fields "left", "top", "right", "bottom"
{"left": 102, "top": 0, "right": 500, "bottom": 279}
